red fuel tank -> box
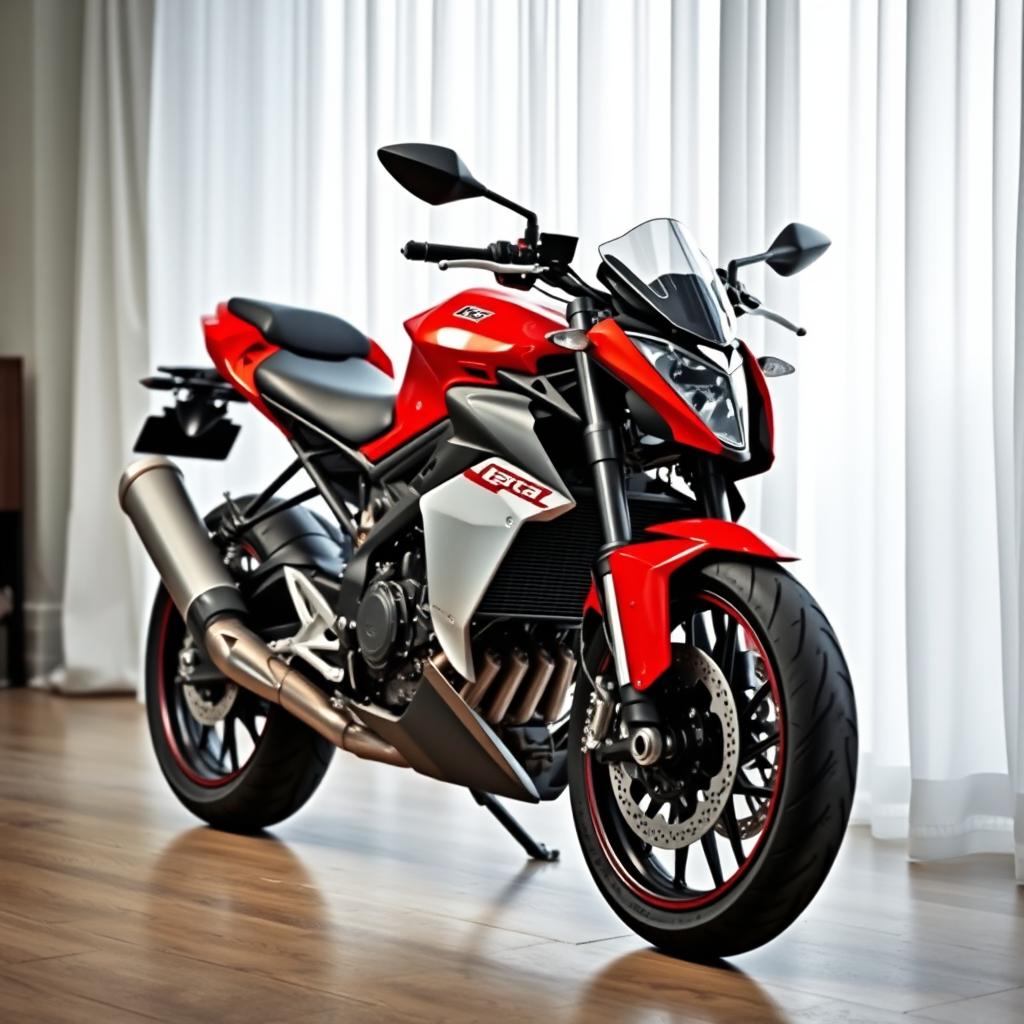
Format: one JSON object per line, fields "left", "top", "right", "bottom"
{"left": 361, "top": 287, "right": 568, "bottom": 461}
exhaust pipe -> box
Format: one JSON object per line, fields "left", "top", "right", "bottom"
{"left": 118, "top": 457, "right": 406, "bottom": 769}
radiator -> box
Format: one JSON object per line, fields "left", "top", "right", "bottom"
{"left": 476, "top": 489, "right": 696, "bottom": 623}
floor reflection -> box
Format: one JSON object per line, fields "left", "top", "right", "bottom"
{"left": 148, "top": 829, "right": 793, "bottom": 1023}
{"left": 573, "top": 948, "right": 792, "bottom": 1024}
{"left": 147, "top": 826, "right": 330, "bottom": 939}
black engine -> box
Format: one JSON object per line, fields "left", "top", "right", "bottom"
{"left": 354, "top": 547, "right": 432, "bottom": 684}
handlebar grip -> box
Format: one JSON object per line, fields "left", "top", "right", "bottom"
{"left": 401, "top": 240, "right": 494, "bottom": 263}
{"left": 402, "top": 240, "right": 429, "bottom": 261}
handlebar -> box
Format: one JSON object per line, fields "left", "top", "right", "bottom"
{"left": 402, "top": 237, "right": 609, "bottom": 303}
{"left": 402, "top": 240, "right": 495, "bottom": 263}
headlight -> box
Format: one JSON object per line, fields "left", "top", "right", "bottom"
{"left": 631, "top": 335, "right": 748, "bottom": 449}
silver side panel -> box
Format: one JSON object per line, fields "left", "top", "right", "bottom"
{"left": 420, "top": 457, "right": 574, "bottom": 680}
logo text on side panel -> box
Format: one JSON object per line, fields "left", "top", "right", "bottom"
{"left": 463, "top": 462, "right": 553, "bottom": 508}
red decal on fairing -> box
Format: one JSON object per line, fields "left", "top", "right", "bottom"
{"left": 464, "top": 463, "right": 553, "bottom": 507}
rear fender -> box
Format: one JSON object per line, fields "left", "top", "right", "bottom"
{"left": 222, "top": 499, "right": 350, "bottom": 632}
{"left": 585, "top": 519, "right": 796, "bottom": 691}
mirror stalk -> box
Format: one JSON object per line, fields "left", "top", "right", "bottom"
{"left": 727, "top": 247, "right": 797, "bottom": 288}
{"left": 483, "top": 190, "right": 539, "bottom": 247}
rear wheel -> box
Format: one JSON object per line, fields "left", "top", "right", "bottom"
{"left": 568, "top": 559, "right": 857, "bottom": 958}
{"left": 144, "top": 500, "right": 339, "bottom": 832}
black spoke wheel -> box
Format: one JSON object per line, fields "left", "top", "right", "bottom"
{"left": 568, "top": 559, "right": 857, "bottom": 958}
{"left": 144, "top": 499, "right": 342, "bottom": 833}
{"left": 584, "top": 590, "right": 781, "bottom": 908}
{"left": 155, "top": 598, "right": 270, "bottom": 788}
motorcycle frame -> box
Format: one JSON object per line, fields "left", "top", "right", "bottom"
{"left": 201, "top": 295, "right": 793, "bottom": 706}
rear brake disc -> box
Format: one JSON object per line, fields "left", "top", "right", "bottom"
{"left": 177, "top": 635, "right": 238, "bottom": 725}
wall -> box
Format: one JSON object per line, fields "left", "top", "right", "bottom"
{"left": 0, "top": 0, "right": 84, "bottom": 682}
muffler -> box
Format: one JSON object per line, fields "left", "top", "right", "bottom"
{"left": 118, "top": 456, "right": 405, "bottom": 769}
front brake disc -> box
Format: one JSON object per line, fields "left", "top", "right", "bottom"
{"left": 608, "top": 645, "right": 740, "bottom": 849}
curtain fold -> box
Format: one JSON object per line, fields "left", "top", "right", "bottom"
{"left": 59, "top": 0, "right": 154, "bottom": 693}
{"left": 904, "top": 0, "right": 1019, "bottom": 865}
{"left": 58, "top": 0, "right": 1024, "bottom": 878}
{"left": 1009, "top": 0, "right": 1024, "bottom": 879}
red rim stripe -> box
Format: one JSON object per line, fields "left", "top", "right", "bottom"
{"left": 156, "top": 597, "right": 243, "bottom": 789}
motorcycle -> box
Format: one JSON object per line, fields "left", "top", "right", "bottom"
{"left": 120, "top": 143, "right": 857, "bottom": 958}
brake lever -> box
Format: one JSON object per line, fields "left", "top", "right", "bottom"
{"left": 437, "top": 258, "right": 548, "bottom": 274}
{"left": 724, "top": 275, "right": 806, "bottom": 336}
{"left": 744, "top": 305, "right": 807, "bottom": 337}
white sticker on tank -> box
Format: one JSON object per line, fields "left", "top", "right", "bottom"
{"left": 453, "top": 305, "right": 494, "bottom": 322}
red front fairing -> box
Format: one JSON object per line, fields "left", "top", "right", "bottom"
{"left": 588, "top": 519, "right": 796, "bottom": 691}
{"left": 587, "top": 318, "right": 724, "bottom": 455}
{"left": 739, "top": 339, "right": 776, "bottom": 474}
{"left": 362, "top": 287, "right": 568, "bottom": 461}
{"left": 587, "top": 320, "right": 777, "bottom": 475}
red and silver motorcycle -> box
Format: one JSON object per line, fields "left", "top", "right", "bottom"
{"left": 120, "top": 144, "right": 857, "bottom": 957}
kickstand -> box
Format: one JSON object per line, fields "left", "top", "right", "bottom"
{"left": 470, "top": 789, "right": 559, "bottom": 862}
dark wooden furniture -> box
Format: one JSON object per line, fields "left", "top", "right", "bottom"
{"left": 0, "top": 357, "right": 24, "bottom": 687}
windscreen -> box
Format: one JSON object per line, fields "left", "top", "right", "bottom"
{"left": 598, "top": 219, "right": 736, "bottom": 344}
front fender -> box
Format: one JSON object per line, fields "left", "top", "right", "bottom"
{"left": 584, "top": 519, "right": 796, "bottom": 691}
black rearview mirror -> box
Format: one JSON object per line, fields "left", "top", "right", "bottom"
{"left": 765, "top": 222, "right": 831, "bottom": 277}
{"left": 378, "top": 142, "right": 541, "bottom": 247}
{"left": 377, "top": 143, "right": 487, "bottom": 206}
{"left": 727, "top": 222, "right": 831, "bottom": 287}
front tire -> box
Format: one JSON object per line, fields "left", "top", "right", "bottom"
{"left": 568, "top": 559, "right": 858, "bottom": 958}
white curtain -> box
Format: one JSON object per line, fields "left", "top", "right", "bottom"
{"left": 61, "top": 0, "right": 1024, "bottom": 877}
{"left": 60, "top": 0, "right": 154, "bottom": 692}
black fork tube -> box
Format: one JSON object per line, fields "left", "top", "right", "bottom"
{"left": 576, "top": 346, "right": 634, "bottom": 698}
{"left": 696, "top": 457, "right": 732, "bottom": 521}
{"left": 570, "top": 301, "right": 645, "bottom": 715}
{"left": 576, "top": 350, "right": 630, "bottom": 554}
{"left": 568, "top": 298, "right": 631, "bottom": 553}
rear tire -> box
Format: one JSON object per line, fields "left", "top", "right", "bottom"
{"left": 144, "top": 499, "right": 341, "bottom": 832}
{"left": 568, "top": 559, "right": 858, "bottom": 958}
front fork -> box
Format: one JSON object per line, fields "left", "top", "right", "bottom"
{"left": 570, "top": 298, "right": 733, "bottom": 750}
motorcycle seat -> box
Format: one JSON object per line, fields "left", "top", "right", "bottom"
{"left": 228, "top": 297, "right": 370, "bottom": 361}
{"left": 254, "top": 349, "right": 395, "bottom": 446}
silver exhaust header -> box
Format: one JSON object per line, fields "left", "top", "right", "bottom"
{"left": 119, "top": 456, "right": 405, "bottom": 769}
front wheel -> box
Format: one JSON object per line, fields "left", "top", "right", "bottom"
{"left": 568, "top": 559, "right": 858, "bottom": 958}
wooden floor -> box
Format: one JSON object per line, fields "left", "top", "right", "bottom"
{"left": 0, "top": 692, "right": 1022, "bottom": 1023}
